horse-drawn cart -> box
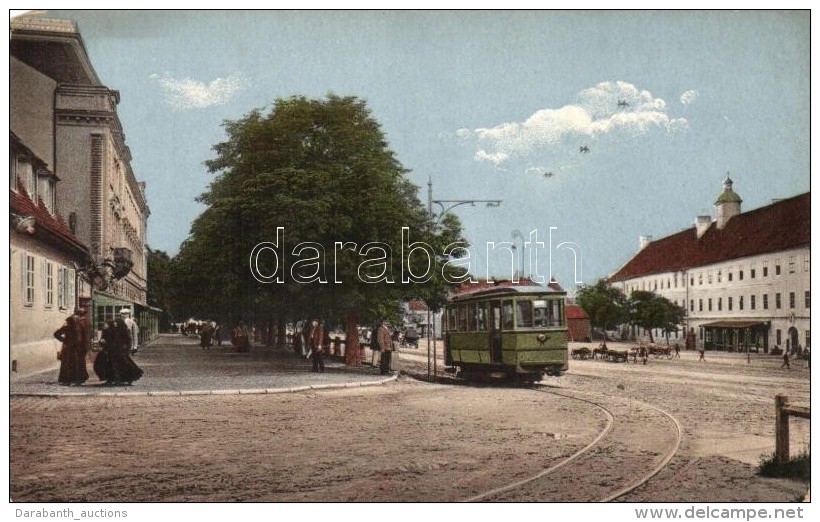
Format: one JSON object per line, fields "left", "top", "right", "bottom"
{"left": 571, "top": 347, "right": 593, "bottom": 360}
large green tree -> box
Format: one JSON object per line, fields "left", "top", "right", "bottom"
{"left": 575, "top": 279, "right": 628, "bottom": 347}
{"left": 174, "top": 94, "right": 464, "bottom": 362}
{"left": 627, "top": 290, "right": 686, "bottom": 344}
{"left": 146, "top": 246, "right": 174, "bottom": 331}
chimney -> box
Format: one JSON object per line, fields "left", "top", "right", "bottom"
{"left": 694, "top": 215, "right": 711, "bottom": 238}
{"left": 639, "top": 235, "right": 653, "bottom": 250}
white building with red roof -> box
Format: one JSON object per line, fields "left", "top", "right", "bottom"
{"left": 10, "top": 132, "right": 92, "bottom": 375}
{"left": 608, "top": 178, "right": 809, "bottom": 354}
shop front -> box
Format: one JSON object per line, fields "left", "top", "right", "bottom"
{"left": 92, "top": 290, "right": 161, "bottom": 345}
{"left": 701, "top": 320, "right": 769, "bottom": 353}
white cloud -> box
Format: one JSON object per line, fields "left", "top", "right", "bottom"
{"left": 680, "top": 90, "right": 700, "bottom": 105}
{"left": 459, "top": 81, "right": 687, "bottom": 170}
{"left": 474, "top": 149, "right": 509, "bottom": 166}
{"left": 149, "top": 72, "right": 250, "bottom": 110}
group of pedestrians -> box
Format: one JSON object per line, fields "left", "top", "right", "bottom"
{"left": 54, "top": 308, "right": 143, "bottom": 386}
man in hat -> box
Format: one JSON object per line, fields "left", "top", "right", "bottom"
{"left": 120, "top": 308, "right": 140, "bottom": 355}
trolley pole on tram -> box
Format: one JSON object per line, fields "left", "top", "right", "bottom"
{"left": 427, "top": 177, "right": 502, "bottom": 381}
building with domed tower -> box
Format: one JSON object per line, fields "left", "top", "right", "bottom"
{"left": 608, "top": 177, "right": 809, "bottom": 354}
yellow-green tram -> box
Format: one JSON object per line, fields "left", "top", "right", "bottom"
{"left": 443, "top": 285, "right": 568, "bottom": 382}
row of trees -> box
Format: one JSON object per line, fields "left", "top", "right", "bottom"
{"left": 575, "top": 279, "right": 686, "bottom": 345}
{"left": 147, "top": 94, "right": 467, "bottom": 363}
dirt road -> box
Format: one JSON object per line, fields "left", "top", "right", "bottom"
{"left": 9, "top": 340, "right": 809, "bottom": 502}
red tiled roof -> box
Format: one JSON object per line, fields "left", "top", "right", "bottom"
{"left": 10, "top": 184, "right": 89, "bottom": 256}
{"left": 565, "top": 304, "right": 589, "bottom": 320}
{"left": 609, "top": 193, "right": 809, "bottom": 282}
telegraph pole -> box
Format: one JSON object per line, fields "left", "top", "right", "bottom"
{"left": 425, "top": 177, "right": 501, "bottom": 380}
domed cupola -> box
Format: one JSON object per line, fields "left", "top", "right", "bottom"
{"left": 715, "top": 174, "right": 742, "bottom": 229}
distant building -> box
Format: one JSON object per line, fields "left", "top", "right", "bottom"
{"left": 10, "top": 17, "right": 158, "bottom": 351}
{"left": 608, "top": 178, "right": 809, "bottom": 353}
{"left": 565, "top": 304, "right": 591, "bottom": 342}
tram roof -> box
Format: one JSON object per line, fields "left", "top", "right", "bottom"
{"left": 449, "top": 284, "right": 565, "bottom": 301}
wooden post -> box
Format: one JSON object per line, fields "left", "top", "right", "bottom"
{"left": 775, "top": 394, "right": 790, "bottom": 463}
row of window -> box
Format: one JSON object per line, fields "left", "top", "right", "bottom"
{"left": 19, "top": 251, "right": 75, "bottom": 310}
{"left": 445, "top": 298, "right": 565, "bottom": 333}
{"left": 687, "top": 291, "right": 809, "bottom": 313}
{"left": 630, "top": 256, "right": 809, "bottom": 294}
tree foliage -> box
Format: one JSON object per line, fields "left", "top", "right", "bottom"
{"left": 575, "top": 279, "right": 628, "bottom": 345}
{"left": 145, "top": 246, "right": 174, "bottom": 330}
{"left": 172, "top": 94, "right": 464, "bottom": 343}
{"left": 627, "top": 290, "right": 686, "bottom": 343}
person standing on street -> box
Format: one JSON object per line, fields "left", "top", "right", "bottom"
{"left": 120, "top": 309, "right": 140, "bottom": 355}
{"left": 308, "top": 318, "right": 324, "bottom": 373}
{"left": 54, "top": 309, "right": 89, "bottom": 385}
{"left": 781, "top": 350, "right": 790, "bottom": 369}
{"left": 199, "top": 321, "right": 214, "bottom": 350}
{"left": 698, "top": 343, "right": 705, "bottom": 362}
{"left": 232, "top": 321, "right": 250, "bottom": 353}
{"left": 96, "top": 318, "right": 143, "bottom": 385}
{"left": 377, "top": 320, "right": 393, "bottom": 375}
{"left": 214, "top": 323, "right": 222, "bottom": 346}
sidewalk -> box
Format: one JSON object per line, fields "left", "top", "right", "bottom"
{"left": 10, "top": 333, "right": 396, "bottom": 397}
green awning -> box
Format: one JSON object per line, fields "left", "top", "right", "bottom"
{"left": 701, "top": 320, "right": 767, "bottom": 329}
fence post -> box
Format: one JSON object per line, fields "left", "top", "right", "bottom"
{"left": 775, "top": 394, "right": 790, "bottom": 463}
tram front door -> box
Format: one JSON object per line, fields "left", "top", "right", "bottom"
{"left": 489, "top": 302, "right": 503, "bottom": 363}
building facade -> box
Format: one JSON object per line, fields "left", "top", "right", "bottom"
{"left": 609, "top": 179, "right": 809, "bottom": 353}
{"left": 10, "top": 133, "right": 92, "bottom": 376}
{"left": 11, "top": 17, "right": 158, "bottom": 357}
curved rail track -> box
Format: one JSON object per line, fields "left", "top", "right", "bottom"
{"left": 462, "top": 386, "right": 683, "bottom": 502}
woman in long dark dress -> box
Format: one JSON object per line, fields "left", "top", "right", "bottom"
{"left": 54, "top": 314, "right": 89, "bottom": 385}
{"left": 93, "top": 320, "right": 113, "bottom": 383}
{"left": 97, "top": 318, "right": 143, "bottom": 385}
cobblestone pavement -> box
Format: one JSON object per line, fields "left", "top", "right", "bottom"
{"left": 10, "top": 334, "right": 395, "bottom": 396}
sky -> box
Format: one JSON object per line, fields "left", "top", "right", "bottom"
{"left": 28, "top": 10, "right": 811, "bottom": 290}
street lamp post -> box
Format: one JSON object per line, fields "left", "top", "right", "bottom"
{"left": 511, "top": 229, "right": 524, "bottom": 280}
{"left": 426, "top": 177, "right": 502, "bottom": 381}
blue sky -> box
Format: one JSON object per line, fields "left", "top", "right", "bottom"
{"left": 37, "top": 10, "right": 811, "bottom": 289}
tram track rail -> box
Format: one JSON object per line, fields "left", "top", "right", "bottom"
{"left": 460, "top": 385, "right": 683, "bottom": 502}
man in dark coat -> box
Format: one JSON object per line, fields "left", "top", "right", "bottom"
{"left": 308, "top": 319, "right": 324, "bottom": 373}
{"left": 377, "top": 321, "right": 393, "bottom": 375}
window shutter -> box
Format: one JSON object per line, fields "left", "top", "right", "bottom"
{"left": 20, "top": 251, "right": 26, "bottom": 302}
{"left": 67, "top": 269, "right": 75, "bottom": 309}
{"left": 41, "top": 257, "right": 47, "bottom": 305}
{"left": 57, "top": 266, "right": 64, "bottom": 309}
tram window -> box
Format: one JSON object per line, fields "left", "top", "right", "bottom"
{"left": 457, "top": 305, "right": 468, "bottom": 332}
{"left": 475, "top": 304, "right": 487, "bottom": 331}
{"left": 551, "top": 300, "right": 563, "bottom": 326}
{"left": 533, "top": 300, "right": 548, "bottom": 327}
{"left": 501, "top": 300, "right": 514, "bottom": 330}
{"left": 516, "top": 300, "right": 533, "bottom": 328}
{"left": 466, "top": 303, "right": 477, "bottom": 331}
{"left": 491, "top": 302, "right": 501, "bottom": 330}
